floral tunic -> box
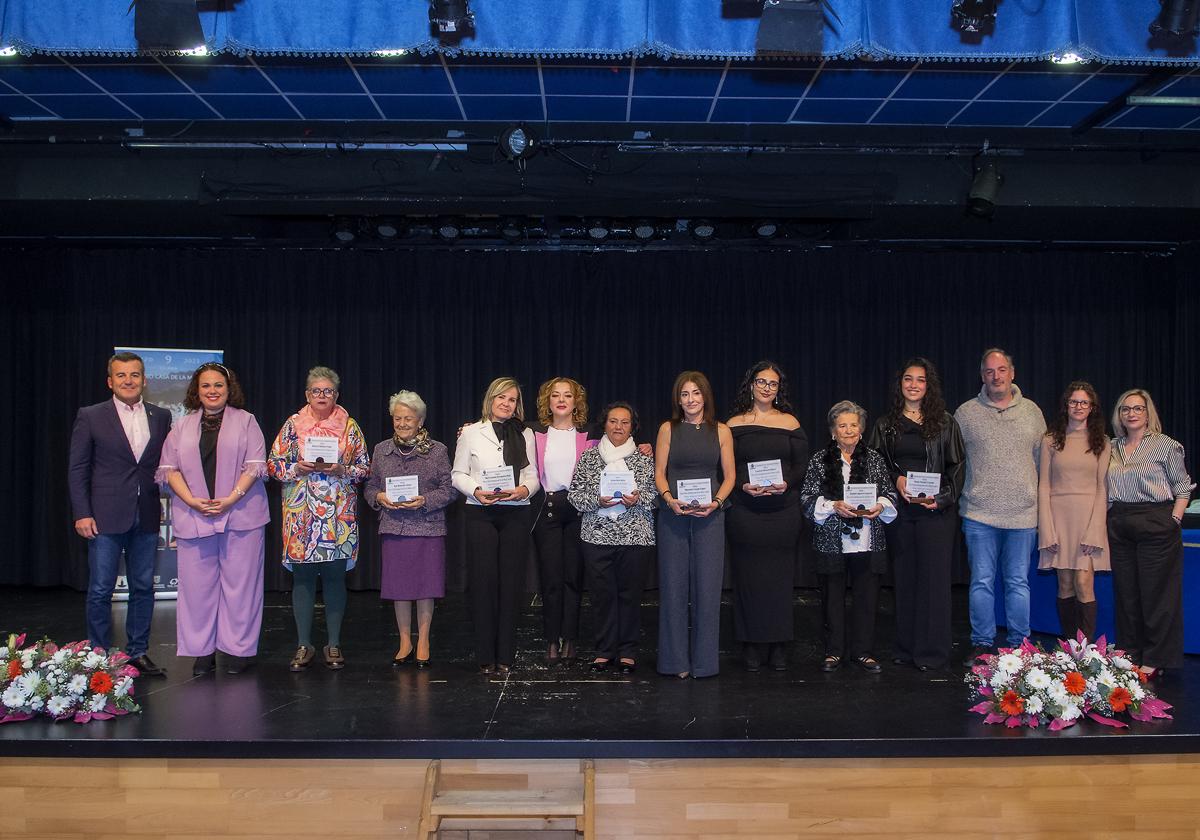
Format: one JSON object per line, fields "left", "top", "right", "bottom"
{"left": 267, "top": 416, "right": 370, "bottom": 569}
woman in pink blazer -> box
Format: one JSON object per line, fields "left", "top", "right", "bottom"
{"left": 157, "top": 363, "right": 271, "bottom": 676}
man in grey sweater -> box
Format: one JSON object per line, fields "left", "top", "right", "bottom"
{"left": 955, "top": 348, "right": 1046, "bottom": 665}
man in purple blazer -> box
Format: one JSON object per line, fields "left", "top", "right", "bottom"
{"left": 68, "top": 352, "right": 172, "bottom": 676}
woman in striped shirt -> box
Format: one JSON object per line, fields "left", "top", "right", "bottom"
{"left": 1106, "top": 388, "right": 1194, "bottom": 679}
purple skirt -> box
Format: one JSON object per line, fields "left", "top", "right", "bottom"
{"left": 380, "top": 535, "right": 446, "bottom": 600}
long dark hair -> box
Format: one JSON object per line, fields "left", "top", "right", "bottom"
{"left": 184, "top": 363, "right": 246, "bottom": 411}
{"left": 729, "top": 359, "right": 794, "bottom": 417}
{"left": 1048, "top": 381, "right": 1106, "bottom": 456}
{"left": 670, "top": 370, "right": 716, "bottom": 427}
{"left": 884, "top": 357, "right": 946, "bottom": 440}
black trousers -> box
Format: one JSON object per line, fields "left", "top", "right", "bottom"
{"left": 1107, "top": 501, "right": 1184, "bottom": 669}
{"left": 889, "top": 504, "right": 957, "bottom": 667}
{"left": 819, "top": 553, "right": 880, "bottom": 659}
{"left": 464, "top": 504, "right": 532, "bottom": 666}
{"left": 583, "top": 542, "right": 651, "bottom": 660}
{"left": 532, "top": 491, "right": 584, "bottom": 643}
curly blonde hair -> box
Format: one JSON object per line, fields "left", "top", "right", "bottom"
{"left": 536, "top": 377, "right": 589, "bottom": 429}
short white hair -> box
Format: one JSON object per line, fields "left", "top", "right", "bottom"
{"left": 827, "top": 399, "right": 867, "bottom": 432}
{"left": 389, "top": 390, "right": 427, "bottom": 423}
{"left": 306, "top": 365, "right": 340, "bottom": 390}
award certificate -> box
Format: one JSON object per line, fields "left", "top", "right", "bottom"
{"left": 480, "top": 465, "right": 516, "bottom": 493}
{"left": 303, "top": 436, "right": 339, "bottom": 465}
{"left": 676, "top": 478, "right": 713, "bottom": 508}
{"left": 843, "top": 483, "right": 878, "bottom": 511}
{"left": 600, "top": 469, "right": 637, "bottom": 498}
{"left": 905, "top": 471, "right": 941, "bottom": 499}
{"left": 747, "top": 459, "right": 784, "bottom": 487}
{"left": 386, "top": 475, "right": 419, "bottom": 503}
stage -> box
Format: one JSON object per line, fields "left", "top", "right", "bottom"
{"left": 1, "top": 586, "right": 1196, "bottom": 761}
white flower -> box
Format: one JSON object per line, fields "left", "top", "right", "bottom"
{"left": 16, "top": 671, "right": 42, "bottom": 694}
{"left": 1097, "top": 670, "right": 1118, "bottom": 689}
{"left": 1048, "top": 682, "right": 1068, "bottom": 705}
{"left": 28, "top": 697, "right": 44, "bottom": 711}
{"left": 1111, "top": 655, "right": 1132, "bottom": 670}
{"left": 989, "top": 671, "right": 1011, "bottom": 690}
{"left": 1131, "top": 683, "right": 1146, "bottom": 701}
{"left": 0, "top": 647, "right": 8, "bottom": 658}
{"left": 1025, "top": 695, "right": 1045, "bottom": 715}
{"left": 47, "top": 695, "right": 70, "bottom": 715}
{"left": 82, "top": 652, "right": 106, "bottom": 669}
{"left": 1061, "top": 702, "right": 1083, "bottom": 722}
{"left": 88, "top": 693, "right": 108, "bottom": 713}
{"left": 2, "top": 685, "right": 28, "bottom": 707}
{"left": 20, "top": 652, "right": 34, "bottom": 669}
{"left": 113, "top": 676, "right": 133, "bottom": 699}
{"left": 1026, "top": 667, "right": 1052, "bottom": 690}
{"left": 996, "top": 653, "right": 1023, "bottom": 675}
{"left": 1053, "top": 650, "right": 1073, "bottom": 666}
{"left": 1083, "top": 649, "right": 1104, "bottom": 664}
{"left": 51, "top": 649, "right": 68, "bottom": 665}
{"left": 67, "top": 675, "right": 88, "bottom": 695}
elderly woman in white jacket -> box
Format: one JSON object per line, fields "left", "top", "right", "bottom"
{"left": 452, "top": 376, "right": 540, "bottom": 674}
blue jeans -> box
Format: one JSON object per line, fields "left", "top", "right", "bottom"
{"left": 961, "top": 517, "right": 1035, "bottom": 648}
{"left": 86, "top": 517, "right": 158, "bottom": 657}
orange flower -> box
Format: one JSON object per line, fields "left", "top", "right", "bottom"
{"left": 1136, "top": 669, "right": 1148, "bottom": 684}
{"left": 6, "top": 659, "right": 21, "bottom": 679}
{"left": 1063, "top": 671, "right": 1087, "bottom": 695}
{"left": 999, "top": 690, "right": 1025, "bottom": 716}
{"left": 89, "top": 671, "right": 114, "bottom": 694}
{"left": 1109, "top": 686, "right": 1132, "bottom": 713}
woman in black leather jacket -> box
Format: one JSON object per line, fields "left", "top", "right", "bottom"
{"left": 867, "top": 357, "right": 964, "bottom": 671}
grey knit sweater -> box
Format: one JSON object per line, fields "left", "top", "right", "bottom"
{"left": 954, "top": 384, "right": 1046, "bottom": 529}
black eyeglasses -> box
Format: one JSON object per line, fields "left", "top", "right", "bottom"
{"left": 753, "top": 378, "right": 780, "bottom": 391}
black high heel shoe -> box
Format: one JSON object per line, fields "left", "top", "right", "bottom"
{"left": 393, "top": 646, "right": 414, "bottom": 667}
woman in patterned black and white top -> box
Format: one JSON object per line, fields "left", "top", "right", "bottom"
{"left": 1106, "top": 388, "right": 1194, "bottom": 679}
{"left": 568, "top": 402, "right": 658, "bottom": 675}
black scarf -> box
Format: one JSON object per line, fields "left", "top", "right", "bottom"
{"left": 492, "top": 418, "right": 530, "bottom": 473}
{"left": 819, "top": 439, "right": 870, "bottom": 499}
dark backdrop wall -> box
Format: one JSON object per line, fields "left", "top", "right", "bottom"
{"left": 4, "top": 245, "right": 1196, "bottom": 590}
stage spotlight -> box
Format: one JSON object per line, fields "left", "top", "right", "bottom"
{"left": 951, "top": 0, "right": 997, "bottom": 34}
{"left": 332, "top": 217, "right": 357, "bottom": 243}
{"left": 436, "top": 217, "right": 461, "bottom": 241}
{"left": 632, "top": 219, "right": 658, "bottom": 241}
{"left": 1150, "top": 0, "right": 1200, "bottom": 37}
{"left": 753, "top": 219, "right": 779, "bottom": 240}
{"left": 375, "top": 217, "right": 404, "bottom": 239}
{"left": 586, "top": 219, "right": 611, "bottom": 242}
{"left": 756, "top": 0, "right": 826, "bottom": 55}
{"left": 499, "top": 217, "right": 525, "bottom": 242}
{"left": 498, "top": 124, "right": 536, "bottom": 162}
{"left": 429, "top": 0, "right": 474, "bottom": 37}
{"left": 966, "top": 162, "right": 1003, "bottom": 218}
{"left": 132, "top": 0, "right": 204, "bottom": 52}
{"left": 690, "top": 219, "right": 717, "bottom": 242}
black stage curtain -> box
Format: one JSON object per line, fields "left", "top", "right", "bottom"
{"left": 4, "top": 245, "right": 1196, "bottom": 591}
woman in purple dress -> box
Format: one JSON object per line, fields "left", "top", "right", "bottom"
{"left": 365, "top": 390, "right": 458, "bottom": 668}
{"left": 157, "top": 363, "right": 271, "bottom": 676}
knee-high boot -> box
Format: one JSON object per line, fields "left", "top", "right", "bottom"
{"left": 1076, "top": 600, "right": 1097, "bottom": 643}
{"left": 1056, "top": 596, "right": 1078, "bottom": 640}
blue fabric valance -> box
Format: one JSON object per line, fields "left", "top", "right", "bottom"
{"left": 2, "top": 0, "right": 1197, "bottom": 65}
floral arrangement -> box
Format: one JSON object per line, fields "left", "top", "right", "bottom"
{"left": 965, "top": 634, "right": 1172, "bottom": 730}
{"left": 1, "top": 634, "right": 141, "bottom": 724}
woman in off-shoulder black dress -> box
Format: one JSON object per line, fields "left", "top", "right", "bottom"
{"left": 726, "top": 361, "right": 809, "bottom": 672}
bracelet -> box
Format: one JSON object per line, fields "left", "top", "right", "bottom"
{"left": 714, "top": 496, "right": 724, "bottom": 506}
{"left": 233, "top": 487, "right": 246, "bottom": 497}
{"left": 1172, "top": 514, "right": 1183, "bottom": 524}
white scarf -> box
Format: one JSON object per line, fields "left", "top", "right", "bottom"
{"left": 597, "top": 435, "right": 636, "bottom": 519}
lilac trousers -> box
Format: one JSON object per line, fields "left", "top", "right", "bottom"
{"left": 176, "top": 528, "right": 265, "bottom": 657}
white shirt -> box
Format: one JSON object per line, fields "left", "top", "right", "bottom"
{"left": 542, "top": 427, "right": 577, "bottom": 492}
{"left": 112, "top": 396, "right": 150, "bottom": 462}
{"left": 813, "top": 455, "right": 897, "bottom": 553}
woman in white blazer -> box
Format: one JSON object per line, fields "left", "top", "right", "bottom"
{"left": 452, "top": 377, "right": 540, "bottom": 673}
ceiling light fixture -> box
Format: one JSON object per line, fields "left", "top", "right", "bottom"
{"left": 131, "top": 0, "right": 205, "bottom": 52}
{"left": 690, "top": 219, "right": 717, "bottom": 242}
{"left": 332, "top": 217, "right": 357, "bottom": 243}
{"left": 753, "top": 220, "right": 779, "bottom": 240}
{"left": 498, "top": 124, "right": 536, "bottom": 162}
{"left": 1150, "top": 0, "right": 1200, "bottom": 38}
{"left": 1050, "top": 51, "right": 1085, "bottom": 65}
{"left": 966, "top": 161, "right": 1003, "bottom": 218}
{"left": 586, "top": 219, "right": 611, "bottom": 242}
{"left": 951, "top": 0, "right": 997, "bottom": 34}
{"left": 429, "top": 0, "right": 475, "bottom": 40}
{"left": 632, "top": 220, "right": 658, "bottom": 241}
{"left": 436, "top": 217, "right": 462, "bottom": 241}
{"left": 499, "top": 217, "right": 525, "bottom": 242}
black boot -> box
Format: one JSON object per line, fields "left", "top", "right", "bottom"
{"left": 1077, "top": 600, "right": 1098, "bottom": 644}
{"left": 1055, "top": 596, "right": 1078, "bottom": 641}
{"left": 742, "top": 643, "right": 761, "bottom": 673}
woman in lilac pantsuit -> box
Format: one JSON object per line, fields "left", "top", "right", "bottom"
{"left": 157, "top": 363, "right": 270, "bottom": 676}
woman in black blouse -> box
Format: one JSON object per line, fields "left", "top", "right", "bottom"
{"left": 726, "top": 361, "right": 808, "bottom": 672}
{"left": 868, "top": 358, "right": 964, "bottom": 671}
